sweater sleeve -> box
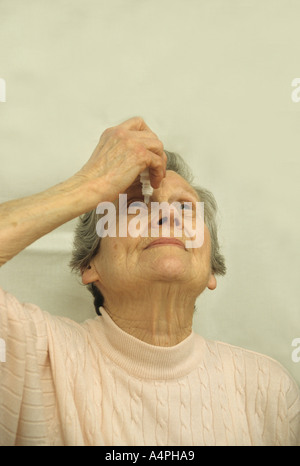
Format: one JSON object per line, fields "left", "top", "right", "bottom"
{"left": 0, "top": 287, "right": 50, "bottom": 445}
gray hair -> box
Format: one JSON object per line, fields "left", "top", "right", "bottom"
{"left": 69, "top": 151, "right": 226, "bottom": 314}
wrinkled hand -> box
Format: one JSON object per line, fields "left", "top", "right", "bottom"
{"left": 75, "top": 116, "right": 167, "bottom": 202}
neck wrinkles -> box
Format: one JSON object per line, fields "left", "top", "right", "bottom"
{"left": 102, "top": 282, "right": 196, "bottom": 347}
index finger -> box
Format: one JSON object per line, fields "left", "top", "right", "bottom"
{"left": 119, "top": 116, "right": 155, "bottom": 134}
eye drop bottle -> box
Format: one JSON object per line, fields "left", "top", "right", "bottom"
{"left": 140, "top": 169, "right": 153, "bottom": 205}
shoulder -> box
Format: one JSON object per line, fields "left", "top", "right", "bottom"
{"left": 205, "top": 338, "right": 283, "bottom": 369}
{"left": 204, "top": 337, "right": 295, "bottom": 382}
{"left": 0, "top": 286, "right": 91, "bottom": 356}
{"left": 0, "top": 287, "right": 49, "bottom": 352}
{"left": 198, "top": 337, "right": 300, "bottom": 445}
{"left": 203, "top": 337, "right": 300, "bottom": 408}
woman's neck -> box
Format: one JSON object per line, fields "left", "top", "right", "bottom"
{"left": 102, "top": 284, "right": 196, "bottom": 346}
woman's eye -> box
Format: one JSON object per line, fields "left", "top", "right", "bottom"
{"left": 128, "top": 201, "right": 145, "bottom": 208}
{"left": 180, "top": 202, "right": 193, "bottom": 210}
{"left": 127, "top": 200, "right": 148, "bottom": 214}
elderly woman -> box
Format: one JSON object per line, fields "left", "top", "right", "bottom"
{"left": 0, "top": 117, "right": 299, "bottom": 446}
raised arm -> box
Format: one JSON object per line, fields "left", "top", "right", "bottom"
{"left": 0, "top": 117, "right": 166, "bottom": 266}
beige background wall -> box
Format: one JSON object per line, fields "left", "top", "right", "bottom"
{"left": 0, "top": 0, "right": 299, "bottom": 385}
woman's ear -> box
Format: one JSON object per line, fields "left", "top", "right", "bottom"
{"left": 207, "top": 273, "right": 217, "bottom": 290}
{"left": 81, "top": 263, "right": 100, "bottom": 285}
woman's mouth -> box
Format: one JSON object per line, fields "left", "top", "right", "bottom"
{"left": 145, "top": 238, "right": 186, "bottom": 250}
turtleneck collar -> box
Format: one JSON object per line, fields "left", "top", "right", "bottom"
{"left": 85, "top": 307, "right": 206, "bottom": 380}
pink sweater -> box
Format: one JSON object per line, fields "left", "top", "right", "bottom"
{"left": 0, "top": 287, "right": 299, "bottom": 446}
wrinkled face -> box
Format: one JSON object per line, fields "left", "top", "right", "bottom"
{"left": 88, "top": 171, "right": 216, "bottom": 299}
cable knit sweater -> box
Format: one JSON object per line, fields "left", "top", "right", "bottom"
{"left": 0, "top": 287, "right": 299, "bottom": 446}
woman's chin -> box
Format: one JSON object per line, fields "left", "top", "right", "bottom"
{"left": 148, "top": 255, "right": 189, "bottom": 281}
